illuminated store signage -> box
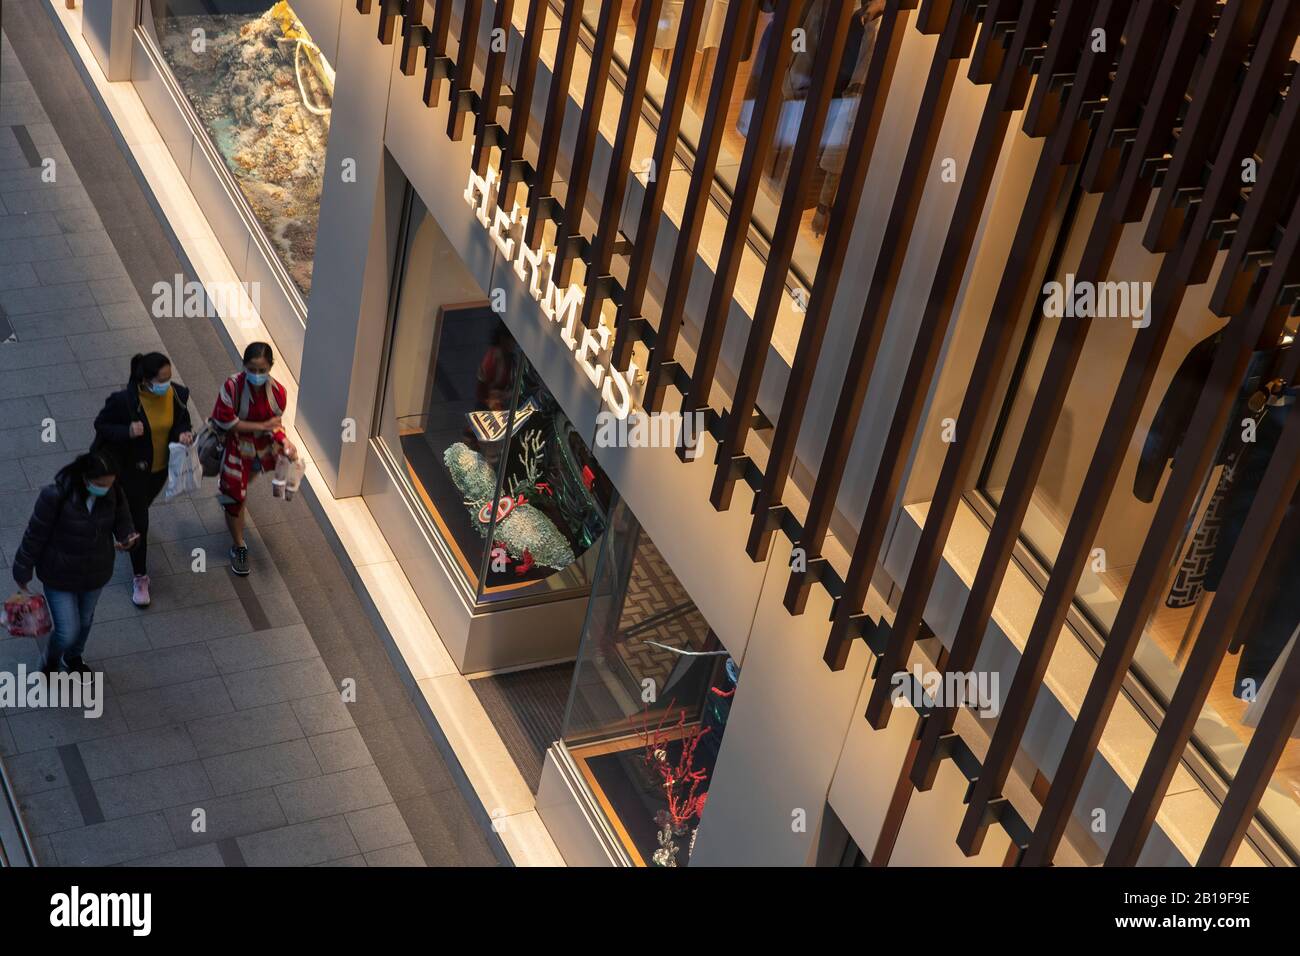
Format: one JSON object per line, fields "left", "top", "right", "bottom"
{"left": 465, "top": 167, "right": 638, "bottom": 420}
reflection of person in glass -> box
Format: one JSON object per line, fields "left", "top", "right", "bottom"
{"left": 476, "top": 322, "right": 517, "bottom": 412}
{"left": 813, "top": 0, "right": 884, "bottom": 236}
{"left": 1217, "top": 381, "right": 1300, "bottom": 705}
{"left": 738, "top": 1, "right": 884, "bottom": 235}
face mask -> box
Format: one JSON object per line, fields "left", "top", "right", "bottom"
{"left": 85, "top": 482, "right": 110, "bottom": 498}
{"left": 148, "top": 381, "right": 172, "bottom": 396}
{"left": 245, "top": 370, "right": 269, "bottom": 386}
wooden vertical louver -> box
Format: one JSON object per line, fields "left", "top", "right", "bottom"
{"left": 352, "top": 0, "right": 1300, "bottom": 865}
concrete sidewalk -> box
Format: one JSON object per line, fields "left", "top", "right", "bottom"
{"left": 0, "top": 7, "right": 501, "bottom": 867}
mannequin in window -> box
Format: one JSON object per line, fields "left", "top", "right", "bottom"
{"left": 1135, "top": 329, "right": 1288, "bottom": 610}
{"left": 812, "top": 0, "right": 884, "bottom": 236}
{"left": 1199, "top": 380, "right": 1300, "bottom": 700}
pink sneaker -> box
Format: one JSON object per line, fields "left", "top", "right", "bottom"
{"left": 132, "top": 575, "right": 151, "bottom": 608}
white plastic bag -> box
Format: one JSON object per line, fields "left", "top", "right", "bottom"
{"left": 165, "top": 441, "right": 203, "bottom": 499}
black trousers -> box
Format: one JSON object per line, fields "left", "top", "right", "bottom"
{"left": 121, "top": 470, "right": 167, "bottom": 576}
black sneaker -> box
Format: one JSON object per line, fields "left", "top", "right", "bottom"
{"left": 230, "top": 545, "right": 250, "bottom": 576}
{"left": 64, "top": 657, "right": 94, "bottom": 682}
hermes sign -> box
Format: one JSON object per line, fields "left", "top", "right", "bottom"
{"left": 464, "top": 167, "right": 639, "bottom": 420}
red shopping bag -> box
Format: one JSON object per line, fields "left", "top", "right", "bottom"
{"left": 3, "top": 591, "right": 53, "bottom": 638}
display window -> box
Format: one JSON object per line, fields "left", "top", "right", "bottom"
{"left": 562, "top": 497, "right": 737, "bottom": 867}
{"left": 145, "top": 0, "right": 333, "bottom": 298}
{"left": 375, "top": 192, "right": 611, "bottom": 604}
{"left": 977, "top": 194, "right": 1300, "bottom": 856}
{"left": 585, "top": 0, "right": 885, "bottom": 292}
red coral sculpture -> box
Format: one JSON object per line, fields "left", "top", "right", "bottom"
{"left": 640, "top": 702, "right": 711, "bottom": 831}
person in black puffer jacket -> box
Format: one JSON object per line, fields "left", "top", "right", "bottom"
{"left": 12, "top": 451, "right": 138, "bottom": 677}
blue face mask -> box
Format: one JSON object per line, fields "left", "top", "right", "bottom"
{"left": 147, "top": 381, "right": 172, "bottom": 396}
{"left": 245, "top": 370, "right": 269, "bottom": 387}
{"left": 85, "top": 481, "right": 111, "bottom": 498}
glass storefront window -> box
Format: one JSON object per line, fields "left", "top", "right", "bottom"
{"left": 146, "top": 0, "right": 333, "bottom": 298}
{"left": 978, "top": 197, "right": 1300, "bottom": 854}
{"left": 585, "top": 0, "right": 885, "bottom": 289}
{"left": 562, "top": 497, "right": 737, "bottom": 867}
{"left": 376, "top": 192, "right": 611, "bottom": 604}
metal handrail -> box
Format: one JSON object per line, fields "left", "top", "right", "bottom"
{"left": 0, "top": 754, "right": 37, "bottom": 866}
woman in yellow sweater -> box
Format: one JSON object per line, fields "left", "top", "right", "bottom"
{"left": 92, "top": 353, "right": 195, "bottom": 607}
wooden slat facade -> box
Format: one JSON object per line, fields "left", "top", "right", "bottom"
{"left": 355, "top": 0, "right": 1300, "bottom": 866}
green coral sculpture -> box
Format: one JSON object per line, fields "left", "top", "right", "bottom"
{"left": 443, "top": 442, "right": 576, "bottom": 572}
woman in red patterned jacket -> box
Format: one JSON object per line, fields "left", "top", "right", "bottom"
{"left": 211, "top": 342, "right": 297, "bottom": 576}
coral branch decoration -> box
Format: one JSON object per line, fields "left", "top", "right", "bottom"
{"left": 640, "top": 701, "right": 712, "bottom": 867}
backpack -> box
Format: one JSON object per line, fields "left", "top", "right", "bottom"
{"left": 195, "top": 373, "right": 284, "bottom": 478}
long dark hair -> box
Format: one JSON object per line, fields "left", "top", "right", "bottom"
{"left": 56, "top": 450, "right": 120, "bottom": 499}
{"left": 243, "top": 342, "right": 274, "bottom": 368}
{"left": 128, "top": 352, "right": 171, "bottom": 389}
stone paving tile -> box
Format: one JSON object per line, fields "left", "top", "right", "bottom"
{"left": 92, "top": 759, "right": 213, "bottom": 820}
{"left": 97, "top": 300, "right": 154, "bottom": 329}
{"left": 206, "top": 624, "right": 319, "bottom": 675}
{"left": 236, "top": 815, "right": 360, "bottom": 867}
{"left": 274, "top": 765, "right": 393, "bottom": 825}
{"left": 6, "top": 702, "right": 130, "bottom": 752}
{"left": 122, "top": 843, "right": 225, "bottom": 867}
{"left": 394, "top": 794, "right": 500, "bottom": 868}
{"left": 139, "top": 599, "right": 254, "bottom": 649}
{"left": 41, "top": 385, "right": 114, "bottom": 420}
{"left": 0, "top": 279, "right": 96, "bottom": 316}
{"left": 9, "top": 305, "right": 107, "bottom": 339}
{"left": 0, "top": 336, "right": 76, "bottom": 371}
{"left": 163, "top": 787, "right": 286, "bottom": 848}
{"left": 76, "top": 724, "right": 197, "bottom": 780}
{"left": 76, "top": 355, "right": 135, "bottom": 389}
{"left": 0, "top": 261, "right": 38, "bottom": 290}
{"left": 364, "top": 843, "right": 425, "bottom": 867}
{"left": 116, "top": 676, "right": 236, "bottom": 732}
{"left": 0, "top": 422, "right": 63, "bottom": 459}
{"left": 14, "top": 785, "right": 83, "bottom": 836}
{"left": 75, "top": 618, "right": 152, "bottom": 662}
{"left": 98, "top": 643, "right": 219, "bottom": 696}
{"left": 222, "top": 658, "right": 339, "bottom": 711}
{"left": 0, "top": 363, "right": 88, "bottom": 400}
{"left": 308, "top": 728, "right": 372, "bottom": 775}
{"left": 345, "top": 803, "right": 415, "bottom": 854}
{"left": 203, "top": 738, "right": 321, "bottom": 796}
{"left": 19, "top": 448, "right": 73, "bottom": 487}
{"left": 2, "top": 746, "right": 67, "bottom": 795}
{"left": 87, "top": 275, "right": 138, "bottom": 306}
{"left": 185, "top": 701, "right": 303, "bottom": 759}
{"left": 291, "top": 692, "right": 356, "bottom": 737}
{"left": 48, "top": 811, "right": 176, "bottom": 866}
{"left": 0, "top": 459, "right": 30, "bottom": 493}
{"left": 0, "top": 210, "right": 62, "bottom": 240}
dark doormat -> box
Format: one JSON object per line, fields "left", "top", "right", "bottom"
{"left": 470, "top": 663, "right": 575, "bottom": 791}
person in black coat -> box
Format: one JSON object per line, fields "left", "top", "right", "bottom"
{"left": 12, "top": 451, "right": 138, "bottom": 677}
{"left": 93, "top": 352, "right": 194, "bottom": 608}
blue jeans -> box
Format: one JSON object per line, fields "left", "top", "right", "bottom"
{"left": 43, "top": 587, "right": 103, "bottom": 670}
